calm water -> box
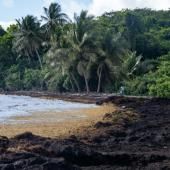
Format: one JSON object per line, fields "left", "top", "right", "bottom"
{"left": 0, "top": 94, "right": 96, "bottom": 123}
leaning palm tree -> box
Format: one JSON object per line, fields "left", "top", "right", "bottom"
{"left": 45, "top": 10, "right": 96, "bottom": 93}
{"left": 123, "top": 51, "right": 159, "bottom": 77}
{"left": 13, "top": 15, "right": 43, "bottom": 69}
{"left": 96, "top": 30, "right": 127, "bottom": 93}
{"left": 45, "top": 37, "right": 81, "bottom": 92}
{"left": 68, "top": 11, "right": 96, "bottom": 93}
{"left": 122, "top": 51, "right": 143, "bottom": 76}
{"left": 41, "top": 3, "right": 69, "bottom": 41}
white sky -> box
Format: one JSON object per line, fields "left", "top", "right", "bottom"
{"left": 0, "top": 0, "right": 170, "bottom": 29}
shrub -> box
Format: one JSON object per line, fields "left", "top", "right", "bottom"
{"left": 5, "top": 65, "right": 23, "bottom": 90}
{"left": 148, "top": 77, "right": 170, "bottom": 98}
{"left": 46, "top": 74, "right": 67, "bottom": 92}
{"left": 124, "top": 53, "right": 170, "bottom": 98}
{"left": 23, "top": 69, "right": 44, "bottom": 90}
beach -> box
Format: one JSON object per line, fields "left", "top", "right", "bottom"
{"left": 0, "top": 95, "right": 115, "bottom": 137}
{"left": 0, "top": 96, "right": 169, "bottom": 169}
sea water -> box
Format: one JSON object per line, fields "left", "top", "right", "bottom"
{"left": 0, "top": 94, "right": 96, "bottom": 123}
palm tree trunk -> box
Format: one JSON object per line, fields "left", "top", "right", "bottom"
{"left": 84, "top": 74, "right": 90, "bottom": 94}
{"left": 71, "top": 73, "right": 80, "bottom": 92}
{"left": 70, "top": 79, "right": 75, "bottom": 92}
{"left": 35, "top": 48, "right": 43, "bottom": 70}
{"left": 97, "top": 67, "right": 103, "bottom": 93}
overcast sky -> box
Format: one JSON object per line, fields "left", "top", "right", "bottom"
{"left": 0, "top": 0, "right": 170, "bottom": 29}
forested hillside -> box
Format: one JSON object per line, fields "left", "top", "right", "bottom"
{"left": 0, "top": 3, "right": 169, "bottom": 97}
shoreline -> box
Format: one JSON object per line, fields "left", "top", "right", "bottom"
{"left": 0, "top": 97, "right": 169, "bottom": 169}
{"left": 0, "top": 104, "right": 115, "bottom": 138}
{"left": 0, "top": 93, "right": 167, "bottom": 139}
{"left": 0, "top": 91, "right": 112, "bottom": 104}
{"left": 0, "top": 90, "right": 156, "bottom": 104}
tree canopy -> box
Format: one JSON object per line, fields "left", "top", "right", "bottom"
{"left": 0, "top": 4, "right": 169, "bottom": 97}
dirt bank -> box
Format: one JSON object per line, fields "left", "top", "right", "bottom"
{"left": 0, "top": 96, "right": 169, "bottom": 169}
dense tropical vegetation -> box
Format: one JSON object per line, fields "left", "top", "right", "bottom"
{"left": 0, "top": 3, "right": 169, "bottom": 97}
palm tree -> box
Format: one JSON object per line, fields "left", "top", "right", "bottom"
{"left": 68, "top": 11, "right": 96, "bottom": 93}
{"left": 77, "top": 60, "right": 93, "bottom": 93}
{"left": 122, "top": 51, "right": 159, "bottom": 77}
{"left": 45, "top": 42, "right": 81, "bottom": 92}
{"left": 41, "top": 3, "right": 69, "bottom": 42}
{"left": 122, "top": 51, "right": 143, "bottom": 76}
{"left": 13, "top": 15, "right": 43, "bottom": 69}
{"left": 45, "top": 10, "right": 96, "bottom": 93}
{"left": 96, "top": 31, "right": 127, "bottom": 93}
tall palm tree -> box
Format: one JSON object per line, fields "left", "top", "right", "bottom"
{"left": 41, "top": 3, "right": 69, "bottom": 41}
{"left": 13, "top": 15, "right": 43, "bottom": 69}
{"left": 45, "top": 40, "right": 81, "bottom": 92}
{"left": 45, "top": 10, "right": 96, "bottom": 93}
{"left": 68, "top": 11, "right": 96, "bottom": 93}
{"left": 96, "top": 31, "right": 127, "bottom": 93}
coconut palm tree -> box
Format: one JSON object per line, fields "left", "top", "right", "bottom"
{"left": 122, "top": 51, "right": 159, "bottom": 77}
{"left": 41, "top": 3, "right": 69, "bottom": 42}
{"left": 13, "top": 15, "right": 43, "bottom": 69}
{"left": 68, "top": 11, "right": 96, "bottom": 93}
{"left": 45, "top": 39, "right": 81, "bottom": 92}
{"left": 96, "top": 31, "right": 127, "bottom": 93}
{"left": 122, "top": 51, "right": 143, "bottom": 76}
{"left": 45, "top": 10, "right": 96, "bottom": 93}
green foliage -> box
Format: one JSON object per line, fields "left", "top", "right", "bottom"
{"left": 148, "top": 77, "right": 170, "bottom": 98}
{"left": 125, "top": 54, "right": 170, "bottom": 97}
{"left": 23, "top": 69, "right": 44, "bottom": 90}
{"left": 148, "top": 54, "right": 170, "bottom": 98}
{"left": 0, "top": 6, "right": 169, "bottom": 98}
{"left": 0, "top": 32, "right": 16, "bottom": 68}
{"left": 47, "top": 74, "right": 67, "bottom": 92}
{"left": 0, "top": 25, "right": 6, "bottom": 36}
{"left": 41, "top": 2, "right": 69, "bottom": 41}
{"left": 5, "top": 65, "right": 22, "bottom": 91}
{"left": 124, "top": 76, "right": 153, "bottom": 96}
{"left": 13, "top": 15, "right": 43, "bottom": 69}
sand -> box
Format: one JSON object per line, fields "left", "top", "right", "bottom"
{"left": 0, "top": 104, "right": 115, "bottom": 138}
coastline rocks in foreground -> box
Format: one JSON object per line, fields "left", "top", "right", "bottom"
{"left": 0, "top": 97, "right": 170, "bottom": 169}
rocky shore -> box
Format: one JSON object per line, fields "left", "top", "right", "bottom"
{"left": 0, "top": 95, "right": 170, "bottom": 170}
